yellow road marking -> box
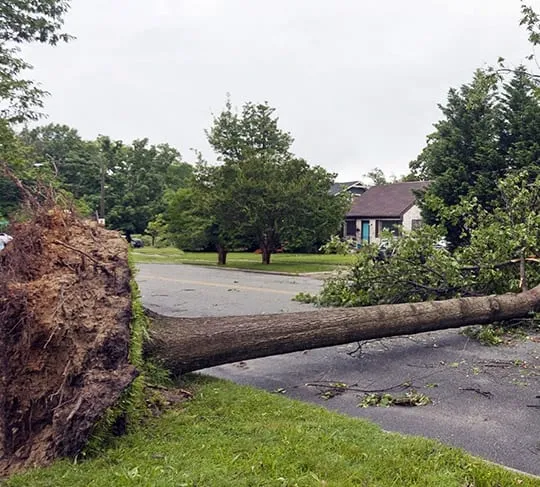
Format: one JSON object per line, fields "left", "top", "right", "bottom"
{"left": 139, "top": 274, "right": 296, "bottom": 295}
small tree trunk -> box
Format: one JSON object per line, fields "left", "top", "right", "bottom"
{"left": 217, "top": 246, "right": 227, "bottom": 265}
{"left": 145, "top": 284, "right": 540, "bottom": 375}
{"left": 260, "top": 241, "right": 272, "bottom": 264}
{"left": 151, "top": 235, "right": 156, "bottom": 247}
{"left": 261, "top": 247, "right": 272, "bottom": 265}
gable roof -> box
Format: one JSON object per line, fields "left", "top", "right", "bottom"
{"left": 347, "top": 181, "right": 429, "bottom": 218}
{"left": 330, "top": 181, "right": 366, "bottom": 196}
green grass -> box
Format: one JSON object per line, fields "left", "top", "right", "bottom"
{"left": 6, "top": 376, "right": 537, "bottom": 487}
{"left": 131, "top": 248, "right": 356, "bottom": 274}
{"left": 84, "top": 257, "right": 150, "bottom": 453}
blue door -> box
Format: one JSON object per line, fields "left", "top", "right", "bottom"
{"left": 361, "top": 221, "right": 370, "bottom": 243}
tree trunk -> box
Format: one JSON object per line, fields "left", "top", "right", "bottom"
{"left": 259, "top": 231, "right": 273, "bottom": 264}
{"left": 216, "top": 246, "right": 227, "bottom": 265}
{"left": 262, "top": 248, "right": 271, "bottom": 265}
{"left": 260, "top": 244, "right": 272, "bottom": 265}
{"left": 145, "top": 284, "right": 540, "bottom": 376}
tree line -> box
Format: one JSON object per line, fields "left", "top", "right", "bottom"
{"left": 0, "top": 2, "right": 350, "bottom": 266}
{"left": 0, "top": 99, "right": 350, "bottom": 264}
{"left": 0, "top": 122, "right": 192, "bottom": 236}
{"left": 1, "top": 0, "right": 540, "bottom": 274}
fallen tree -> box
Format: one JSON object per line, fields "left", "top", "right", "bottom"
{"left": 144, "top": 285, "right": 540, "bottom": 376}
{"left": 1, "top": 201, "right": 540, "bottom": 476}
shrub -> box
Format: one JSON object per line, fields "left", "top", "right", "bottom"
{"left": 319, "top": 235, "right": 355, "bottom": 255}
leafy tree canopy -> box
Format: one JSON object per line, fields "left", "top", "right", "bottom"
{"left": 104, "top": 138, "right": 192, "bottom": 235}
{"left": 168, "top": 99, "right": 349, "bottom": 263}
{"left": 0, "top": 0, "right": 72, "bottom": 122}
{"left": 14, "top": 127, "right": 192, "bottom": 234}
{"left": 410, "top": 67, "right": 540, "bottom": 246}
{"left": 20, "top": 124, "right": 101, "bottom": 202}
{"left": 206, "top": 98, "right": 294, "bottom": 163}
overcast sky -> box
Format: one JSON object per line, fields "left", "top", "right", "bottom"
{"left": 22, "top": 0, "right": 538, "bottom": 181}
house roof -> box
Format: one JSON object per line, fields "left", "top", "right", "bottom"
{"left": 330, "top": 181, "right": 366, "bottom": 196}
{"left": 347, "top": 181, "right": 430, "bottom": 218}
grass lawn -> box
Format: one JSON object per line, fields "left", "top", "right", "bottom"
{"left": 6, "top": 376, "right": 537, "bottom": 487}
{"left": 131, "top": 247, "right": 356, "bottom": 274}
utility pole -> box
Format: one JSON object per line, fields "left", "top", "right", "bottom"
{"left": 100, "top": 155, "right": 105, "bottom": 220}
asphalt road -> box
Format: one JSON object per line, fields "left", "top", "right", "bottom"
{"left": 137, "top": 263, "right": 540, "bottom": 477}
{"left": 136, "top": 263, "right": 322, "bottom": 316}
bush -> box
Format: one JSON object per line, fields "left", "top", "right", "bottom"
{"left": 153, "top": 236, "right": 170, "bottom": 248}
{"left": 140, "top": 235, "right": 152, "bottom": 247}
{"left": 306, "top": 226, "right": 462, "bottom": 307}
{"left": 319, "top": 235, "right": 355, "bottom": 255}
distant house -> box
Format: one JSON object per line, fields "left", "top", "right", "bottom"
{"left": 344, "top": 181, "right": 429, "bottom": 244}
{"left": 330, "top": 181, "right": 367, "bottom": 197}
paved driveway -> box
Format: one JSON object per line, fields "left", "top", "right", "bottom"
{"left": 137, "top": 263, "right": 540, "bottom": 477}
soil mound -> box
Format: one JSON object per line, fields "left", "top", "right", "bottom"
{"left": 0, "top": 208, "right": 136, "bottom": 476}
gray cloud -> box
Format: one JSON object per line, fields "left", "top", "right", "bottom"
{"left": 22, "top": 0, "right": 536, "bottom": 180}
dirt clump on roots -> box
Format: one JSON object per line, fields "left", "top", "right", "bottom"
{"left": 0, "top": 208, "right": 137, "bottom": 476}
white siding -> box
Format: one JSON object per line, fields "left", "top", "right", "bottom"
{"left": 369, "top": 219, "right": 377, "bottom": 242}
{"left": 352, "top": 209, "right": 422, "bottom": 245}
{"left": 402, "top": 205, "right": 422, "bottom": 231}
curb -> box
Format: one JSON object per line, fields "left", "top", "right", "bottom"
{"left": 135, "top": 261, "right": 331, "bottom": 279}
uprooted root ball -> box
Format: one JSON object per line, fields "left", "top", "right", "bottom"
{"left": 0, "top": 208, "right": 136, "bottom": 476}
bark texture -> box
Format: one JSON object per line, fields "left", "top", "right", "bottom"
{"left": 145, "top": 285, "right": 540, "bottom": 375}
{"left": 216, "top": 246, "right": 227, "bottom": 266}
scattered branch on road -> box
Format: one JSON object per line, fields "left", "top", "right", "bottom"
{"left": 305, "top": 381, "right": 413, "bottom": 395}
{"left": 459, "top": 387, "right": 493, "bottom": 399}
{"left": 346, "top": 341, "right": 365, "bottom": 356}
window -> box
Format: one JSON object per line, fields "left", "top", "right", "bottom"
{"left": 345, "top": 219, "right": 356, "bottom": 237}
{"left": 376, "top": 220, "right": 401, "bottom": 237}
{"left": 411, "top": 219, "right": 422, "bottom": 230}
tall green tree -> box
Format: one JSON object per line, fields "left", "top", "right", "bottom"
{"left": 0, "top": 120, "right": 32, "bottom": 215}
{"left": 410, "top": 70, "right": 519, "bottom": 246}
{"left": 214, "top": 100, "right": 349, "bottom": 263}
{"left": 411, "top": 4, "right": 540, "bottom": 248}
{"left": 497, "top": 66, "right": 540, "bottom": 177}
{"left": 0, "top": 0, "right": 72, "bottom": 122}
{"left": 20, "top": 124, "right": 101, "bottom": 205}
{"left": 104, "top": 138, "right": 192, "bottom": 236}
{"left": 169, "top": 99, "right": 349, "bottom": 264}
